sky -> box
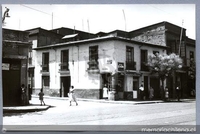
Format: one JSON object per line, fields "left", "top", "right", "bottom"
{"left": 2, "top": 4, "right": 196, "bottom": 39}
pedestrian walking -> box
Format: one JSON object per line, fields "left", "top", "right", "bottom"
{"left": 149, "top": 86, "right": 154, "bottom": 100}
{"left": 164, "top": 86, "right": 169, "bottom": 101}
{"left": 68, "top": 86, "right": 78, "bottom": 106}
{"left": 103, "top": 84, "right": 108, "bottom": 99}
{"left": 38, "top": 89, "right": 45, "bottom": 105}
{"left": 139, "top": 84, "right": 144, "bottom": 100}
{"left": 176, "top": 82, "right": 181, "bottom": 102}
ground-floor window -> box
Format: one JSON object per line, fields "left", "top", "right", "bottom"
{"left": 42, "top": 76, "right": 50, "bottom": 88}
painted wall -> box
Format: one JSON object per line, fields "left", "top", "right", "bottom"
{"left": 131, "top": 25, "right": 166, "bottom": 46}
{"left": 34, "top": 39, "right": 167, "bottom": 99}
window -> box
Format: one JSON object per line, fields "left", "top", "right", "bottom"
{"left": 60, "top": 50, "right": 69, "bottom": 71}
{"left": 42, "top": 76, "right": 50, "bottom": 88}
{"left": 89, "top": 46, "right": 98, "bottom": 61}
{"left": 141, "top": 50, "right": 148, "bottom": 71}
{"left": 88, "top": 46, "right": 98, "bottom": 70}
{"left": 42, "top": 52, "right": 49, "bottom": 72}
{"left": 126, "top": 46, "right": 136, "bottom": 70}
{"left": 190, "top": 51, "right": 194, "bottom": 67}
{"left": 190, "top": 51, "right": 194, "bottom": 60}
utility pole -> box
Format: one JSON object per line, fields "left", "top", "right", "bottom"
{"left": 52, "top": 12, "right": 53, "bottom": 29}
{"left": 122, "top": 9, "right": 127, "bottom": 31}
{"left": 87, "top": 19, "right": 90, "bottom": 38}
{"left": 178, "top": 20, "right": 184, "bottom": 56}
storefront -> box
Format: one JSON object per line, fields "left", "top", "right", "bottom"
{"left": 2, "top": 28, "right": 31, "bottom": 106}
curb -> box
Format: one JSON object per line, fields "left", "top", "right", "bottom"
{"left": 3, "top": 96, "right": 195, "bottom": 114}
{"left": 3, "top": 105, "right": 50, "bottom": 113}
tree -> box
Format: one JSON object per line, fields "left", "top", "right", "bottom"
{"left": 147, "top": 53, "right": 183, "bottom": 98}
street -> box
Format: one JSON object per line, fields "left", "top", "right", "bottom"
{"left": 3, "top": 97, "right": 196, "bottom": 131}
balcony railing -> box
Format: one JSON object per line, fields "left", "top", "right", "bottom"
{"left": 59, "top": 62, "right": 69, "bottom": 71}
{"left": 87, "top": 59, "right": 99, "bottom": 72}
{"left": 141, "top": 62, "right": 149, "bottom": 71}
{"left": 126, "top": 61, "right": 136, "bottom": 70}
{"left": 41, "top": 64, "right": 49, "bottom": 72}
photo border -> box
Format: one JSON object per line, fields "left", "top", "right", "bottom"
{"left": 0, "top": 0, "right": 199, "bottom": 134}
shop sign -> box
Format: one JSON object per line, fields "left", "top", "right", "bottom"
{"left": 10, "top": 64, "right": 20, "bottom": 70}
{"left": 2, "top": 63, "right": 10, "bottom": 70}
{"left": 118, "top": 62, "right": 124, "bottom": 71}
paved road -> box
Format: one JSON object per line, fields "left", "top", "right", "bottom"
{"left": 3, "top": 97, "right": 196, "bottom": 131}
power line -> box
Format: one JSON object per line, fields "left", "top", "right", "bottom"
{"left": 20, "top": 4, "right": 51, "bottom": 16}
{"left": 147, "top": 4, "right": 183, "bottom": 20}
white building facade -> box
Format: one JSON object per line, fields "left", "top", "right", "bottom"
{"left": 33, "top": 36, "right": 167, "bottom": 100}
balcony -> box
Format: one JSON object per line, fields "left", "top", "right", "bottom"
{"left": 126, "top": 61, "right": 136, "bottom": 70}
{"left": 87, "top": 59, "right": 99, "bottom": 73}
{"left": 41, "top": 64, "right": 49, "bottom": 72}
{"left": 141, "top": 62, "right": 149, "bottom": 71}
{"left": 59, "top": 62, "right": 69, "bottom": 71}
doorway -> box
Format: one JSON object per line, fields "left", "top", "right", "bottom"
{"left": 150, "top": 77, "right": 160, "bottom": 99}
{"left": 101, "top": 73, "right": 111, "bottom": 99}
{"left": 144, "top": 76, "right": 149, "bottom": 100}
{"left": 60, "top": 76, "right": 71, "bottom": 97}
{"left": 2, "top": 60, "right": 21, "bottom": 106}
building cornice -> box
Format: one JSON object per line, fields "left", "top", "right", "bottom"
{"left": 33, "top": 36, "right": 168, "bottom": 50}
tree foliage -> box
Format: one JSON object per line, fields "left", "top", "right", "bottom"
{"left": 147, "top": 53, "right": 183, "bottom": 81}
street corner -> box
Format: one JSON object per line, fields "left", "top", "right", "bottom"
{"left": 3, "top": 104, "right": 51, "bottom": 114}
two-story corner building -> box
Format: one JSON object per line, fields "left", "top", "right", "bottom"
{"left": 26, "top": 27, "right": 64, "bottom": 94}
{"left": 26, "top": 27, "right": 97, "bottom": 93}
{"left": 129, "top": 21, "right": 196, "bottom": 98}
{"left": 2, "top": 28, "right": 32, "bottom": 106}
{"left": 33, "top": 32, "right": 167, "bottom": 100}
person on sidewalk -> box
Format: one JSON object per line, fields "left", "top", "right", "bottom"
{"left": 149, "top": 86, "right": 154, "bottom": 100}
{"left": 38, "top": 89, "right": 45, "bottom": 106}
{"left": 68, "top": 86, "right": 78, "bottom": 106}
{"left": 176, "top": 82, "right": 181, "bottom": 102}
{"left": 139, "top": 84, "right": 144, "bottom": 100}
{"left": 164, "top": 86, "right": 169, "bottom": 101}
{"left": 20, "top": 84, "right": 26, "bottom": 105}
{"left": 103, "top": 84, "right": 108, "bottom": 99}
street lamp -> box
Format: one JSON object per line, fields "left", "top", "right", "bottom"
{"left": 2, "top": 7, "right": 10, "bottom": 24}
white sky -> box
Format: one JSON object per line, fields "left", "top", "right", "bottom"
{"left": 2, "top": 4, "right": 196, "bottom": 39}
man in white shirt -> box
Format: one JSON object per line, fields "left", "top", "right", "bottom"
{"left": 139, "top": 84, "right": 144, "bottom": 100}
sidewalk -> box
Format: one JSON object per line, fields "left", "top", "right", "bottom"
{"left": 3, "top": 95, "right": 196, "bottom": 113}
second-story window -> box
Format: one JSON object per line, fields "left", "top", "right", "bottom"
{"left": 190, "top": 51, "right": 194, "bottom": 60}
{"left": 141, "top": 49, "right": 148, "bottom": 71}
{"left": 190, "top": 51, "right": 194, "bottom": 67}
{"left": 126, "top": 46, "right": 135, "bottom": 70}
{"left": 28, "top": 49, "right": 32, "bottom": 65}
{"left": 42, "top": 52, "right": 49, "bottom": 72}
{"left": 88, "top": 46, "right": 98, "bottom": 70}
{"left": 89, "top": 46, "right": 98, "bottom": 61}
{"left": 60, "top": 50, "right": 69, "bottom": 71}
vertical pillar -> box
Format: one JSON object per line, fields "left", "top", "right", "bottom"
{"left": 109, "top": 73, "right": 118, "bottom": 100}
